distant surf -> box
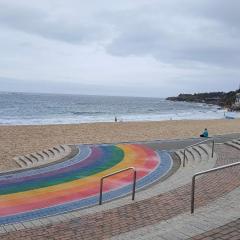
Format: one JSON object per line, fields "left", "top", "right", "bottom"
{"left": 0, "top": 92, "right": 226, "bottom": 125}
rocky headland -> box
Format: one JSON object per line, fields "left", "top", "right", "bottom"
{"left": 167, "top": 89, "right": 240, "bottom": 111}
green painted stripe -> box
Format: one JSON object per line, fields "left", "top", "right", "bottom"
{"left": 0, "top": 146, "right": 124, "bottom": 195}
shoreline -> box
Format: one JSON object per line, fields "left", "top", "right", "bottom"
{"left": 0, "top": 117, "right": 235, "bottom": 128}
{"left": 0, "top": 114, "right": 229, "bottom": 127}
{"left": 0, "top": 119, "right": 240, "bottom": 171}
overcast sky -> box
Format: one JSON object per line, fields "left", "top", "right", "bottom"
{"left": 0, "top": 0, "right": 240, "bottom": 97}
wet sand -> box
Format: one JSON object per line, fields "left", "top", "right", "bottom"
{"left": 0, "top": 119, "right": 240, "bottom": 171}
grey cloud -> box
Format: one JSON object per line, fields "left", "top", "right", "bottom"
{"left": 0, "top": 0, "right": 239, "bottom": 97}
{"left": 2, "top": 0, "right": 240, "bottom": 67}
{"left": 190, "top": 1, "right": 240, "bottom": 29}
{"left": 0, "top": 2, "right": 109, "bottom": 44}
{"left": 105, "top": 0, "right": 240, "bottom": 67}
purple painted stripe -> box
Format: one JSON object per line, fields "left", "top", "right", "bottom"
{"left": 0, "top": 147, "right": 103, "bottom": 186}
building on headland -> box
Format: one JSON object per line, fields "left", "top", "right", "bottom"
{"left": 230, "top": 92, "right": 240, "bottom": 112}
{"left": 235, "top": 93, "right": 240, "bottom": 106}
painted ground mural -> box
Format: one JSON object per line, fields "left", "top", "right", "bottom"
{"left": 0, "top": 144, "right": 173, "bottom": 224}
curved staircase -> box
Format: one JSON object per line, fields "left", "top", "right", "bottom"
{"left": 174, "top": 143, "right": 214, "bottom": 166}
{"left": 13, "top": 145, "right": 72, "bottom": 168}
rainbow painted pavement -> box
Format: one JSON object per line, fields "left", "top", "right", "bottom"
{"left": 0, "top": 143, "right": 173, "bottom": 224}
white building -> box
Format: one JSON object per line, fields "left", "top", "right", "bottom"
{"left": 235, "top": 93, "right": 240, "bottom": 105}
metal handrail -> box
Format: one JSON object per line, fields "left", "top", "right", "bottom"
{"left": 191, "top": 161, "right": 240, "bottom": 213}
{"left": 99, "top": 167, "right": 137, "bottom": 205}
{"left": 183, "top": 138, "right": 215, "bottom": 167}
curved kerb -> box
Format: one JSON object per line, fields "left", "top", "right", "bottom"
{"left": 99, "top": 167, "right": 137, "bottom": 205}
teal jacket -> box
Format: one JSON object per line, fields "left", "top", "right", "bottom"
{"left": 203, "top": 130, "right": 208, "bottom": 138}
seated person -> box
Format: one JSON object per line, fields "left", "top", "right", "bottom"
{"left": 200, "top": 128, "right": 208, "bottom": 138}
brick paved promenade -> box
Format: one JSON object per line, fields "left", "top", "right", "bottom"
{"left": 0, "top": 142, "right": 239, "bottom": 239}
{"left": 190, "top": 218, "right": 240, "bottom": 240}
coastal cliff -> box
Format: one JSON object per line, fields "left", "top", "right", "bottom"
{"left": 166, "top": 90, "right": 240, "bottom": 110}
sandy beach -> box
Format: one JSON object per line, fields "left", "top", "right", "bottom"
{"left": 0, "top": 119, "right": 240, "bottom": 171}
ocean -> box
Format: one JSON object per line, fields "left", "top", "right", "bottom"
{"left": 0, "top": 92, "right": 225, "bottom": 125}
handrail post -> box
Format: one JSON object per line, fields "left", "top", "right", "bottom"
{"left": 190, "top": 161, "right": 240, "bottom": 214}
{"left": 132, "top": 170, "right": 137, "bottom": 200}
{"left": 212, "top": 140, "right": 215, "bottom": 158}
{"left": 183, "top": 149, "right": 186, "bottom": 167}
{"left": 99, "top": 167, "right": 136, "bottom": 205}
{"left": 99, "top": 178, "right": 104, "bottom": 205}
{"left": 191, "top": 175, "right": 196, "bottom": 214}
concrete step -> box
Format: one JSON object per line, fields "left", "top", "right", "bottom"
{"left": 196, "top": 144, "right": 210, "bottom": 162}
{"left": 174, "top": 151, "right": 183, "bottom": 162}
{"left": 36, "top": 151, "right": 48, "bottom": 161}
{"left": 42, "top": 150, "right": 50, "bottom": 158}
{"left": 13, "top": 157, "right": 27, "bottom": 168}
{"left": 60, "top": 145, "right": 66, "bottom": 152}
{"left": 198, "top": 144, "right": 208, "bottom": 155}
{"left": 26, "top": 154, "right": 38, "bottom": 164}
{"left": 51, "top": 147, "right": 59, "bottom": 155}
{"left": 29, "top": 153, "right": 40, "bottom": 163}
{"left": 175, "top": 150, "right": 189, "bottom": 166}
{"left": 175, "top": 144, "right": 212, "bottom": 167}
{"left": 232, "top": 139, "right": 240, "bottom": 146}
{"left": 22, "top": 156, "right": 33, "bottom": 166}
{"left": 186, "top": 148, "right": 195, "bottom": 161}
{"left": 53, "top": 146, "right": 61, "bottom": 154}
{"left": 47, "top": 149, "right": 55, "bottom": 158}
{"left": 191, "top": 146, "right": 202, "bottom": 162}
{"left": 198, "top": 144, "right": 211, "bottom": 160}
{"left": 182, "top": 149, "right": 194, "bottom": 166}
{"left": 225, "top": 141, "right": 240, "bottom": 150}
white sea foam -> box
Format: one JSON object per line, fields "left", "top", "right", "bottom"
{"left": 0, "top": 92, "right": 232, "bottom": 125}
